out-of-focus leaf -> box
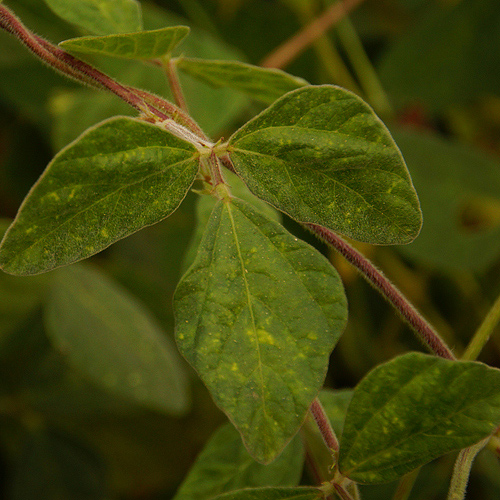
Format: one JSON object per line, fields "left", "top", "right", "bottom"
{"left": 393, "top": 127, "right": 500, "bottom": 271}
{"left": 11, "top": 430, "right": 106, "bottom": 500}
{"left": 378, "top": 0, "right": 500, "bottom": 112}
{"left": 175, "top": 198, "right": 347, "bottom": 463}
{"left": 319, "top": 389, "right": 353, "bottom": 437}
{"left": 339, "top": 353, "right": 500, "bottom": 483}
{"left": 45, "top": 264, "right": 190, "bottom": 415}
{"left": 60, "top": 26, "right": 189, "bottom": 59}
{"left": 44, "top": 0, "right": 142, "bottom": 35}
{"left": 228, "top": 85, "right": 422, "bottom": 245}
{"left": 0, "top": 117, "right": 198, "bottom": 275}
{"left": 173, "top": 423, "right": 304, "bottom": 500}
{"left": 0, "top": 220, "right": 48, "bottom": 341}
{"left": 176, "top": 58, "right": 308, "bottom": 105}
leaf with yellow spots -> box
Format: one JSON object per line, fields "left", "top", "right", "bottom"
{"left": 339, "top": 352, "right": 500, "bottom": 483}
{"left": 0, "top": 116, "right": 198, "bottom": 275}
{"left": 226, "top": 85, "right": 422, "bottom": 245}
{"left": 45, "top": 263, "right": 190, "bottom": 415}
{"left": 174, "top": 198, "right": 347, "bottom": 464}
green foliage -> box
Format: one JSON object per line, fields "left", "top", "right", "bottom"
{"left": 176, "top": 58, "right": 308, "bottom": 104}
{"left": 60, "top": 26, "right": 190, "bottom": 60}
{"left": 210, "top": 487, "right": 321, "bottom": 500}
{"left": 45, "top": 263, "right": 190, "bottom": 414}
{"left": 393, "top": 128, "right": 500, "bottom": 271}
{"left": 1, "top": 1, "right": 500, "bottom": 499}
{"left": 0, "top": 117, "right": 198, "bottom": 275}
{"left": 43, "top": 0, "right": 142, "bottom": 35}
{"left": 173, "top": 423, "right": 304, "bottom": 500}
{"left": 339, "top": 353, "right": 500, "bottom": 483}
{"left": 227, "top": 85, "right": 422, "bottom": 244}
{"left": 175, "top": 198, "right": 347, "bottom": 463}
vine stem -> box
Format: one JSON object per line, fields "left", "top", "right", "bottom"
{"left": 307, "top": 224, "right": 456, "bottom": 360}
{"left": 310, "top": 398, "right": 339, "bottom": 453}
{"left": 0, "top": 3, "right": 206, "bottom": 140}
{"left": 261, "top": 0, "right": 366, "bottom": 70}
{"left": 163, "top": 57, "right": 189, "bottom": 112}
{"left": 447, "top": 438, "right": 489, "bottom": 500}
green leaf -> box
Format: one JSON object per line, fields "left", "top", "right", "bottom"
{"left": 392, "top": 127, "right": 500, "bottom": 272}
{"left": 174, "top": 198, "right": 347, "bottom": 463}
{"left": 319, "top": 389, "right": 353, "bottom": 437}
{"left": 227, "top": 85, "right": 422, "bottom": 245}
{"left": 173, "top": 423, "right": 304, "bottom": 500}
{"left": 11, "top": 430, "right": 106, "bottom": 500}
{"left": 60, "top": 26, "right": 190, "bottom": 60}
{"left": 0, "top": 220, "right": 48, "bottom": 340}
{"left": 45, "top": 263, "right": 190, "bottom": 414}
{"left": 44, "top": 0, "right": 143, "bottom": 35}
{"left": 176, "top": 58, "right": 308, "bottom": 105}
{"left": 211, "top": 487, "right": 321, "bottom": 500}
{"left": 378, "top": 0, "right": 500, "bottom": 112}
{"left": 182, "top": 170, "right": 281, "bottom": 273}
{"left": 0, "top": 117, "right": 198, "bottom": 275}
{"left": 339, "top": 352, "right": 500, "bottom": 484}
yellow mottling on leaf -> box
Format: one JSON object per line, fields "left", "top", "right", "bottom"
{"left": 48, "top": 192, "right": 60, "bottom": 202}
{"left": 257, "top": 329, "right": 276, "bottom": 346}
{"left": 231, "top": 362, "right": 239, "bottom": 372}
{"left": 100, "top": 228, "right": 109, "bottom": 238}
{"left": 307, "top": 332, "right": 318, "bottom": 340}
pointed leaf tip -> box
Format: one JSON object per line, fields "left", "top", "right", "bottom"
{"left": 174, "top": 198, "right": 347, "bottom": 463}
{"left": 60, "top": 26, "right": 190, "bottom": 60}
{"left": 0, "top": 117, "right": 198, "bottom": 275}
{"left": 339, "top": 352, "right": 500, "bottom": 483}
{"left": 228, "top": 85, "right": 422, "bottom": 245}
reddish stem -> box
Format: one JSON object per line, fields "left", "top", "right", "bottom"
{"left": 310, "top": 398, "right": 339, "bottom": 453}
{"left": 307, "top": 224, "right": 455, "bottom": 360}
{"left": 0, "top": 3, "right": 205, "bottom": 138}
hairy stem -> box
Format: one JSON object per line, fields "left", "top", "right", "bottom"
{"left": 0, "top": 3, "right": 205, "bottom": 139}
{"left": 447, "top": 438, "right": 489, "bottom": 500}
{"left": 310, "top": 398, "right": 339, "bottom": 453}
{"left": 307, "top": 225, "right": 455, "bottom": 360}
{"left": 261, "top": 0, "right": 365, "bottom": 69}
{"left": 163, "top": 57, "right": 189, "bottom": 112}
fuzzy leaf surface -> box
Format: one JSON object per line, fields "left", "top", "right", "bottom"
{"left": 0, "top": 117, "right": 198, "bottom": 275}
{"left": 176, "top": 59, "right": 308, "bottom": 105}
{"left": 173, "top": 423, "right": 304, "bottom": 500}
{"left": 174, "top": 198, "right": 347, "bottom": 463}
{"left": 44, "top": 0, "right": 142, "bottom": 35}
{"left": 45, "top": 264, "right": 190, "bottom": 414}
{"left": 339, "top": 352, "right": 500, "bottom": 483}
{"left": 227, "top": 85, "right": 422, "bottom": 245}
{"left": 211, "top": 488, "right": 321, "bottom": 500}
{"left": 60, "top": 26, "right": 189, "bottom": 60}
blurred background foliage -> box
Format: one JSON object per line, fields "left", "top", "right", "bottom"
{"left": 1, "top": 0, "right": 500, "bottom": 498}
